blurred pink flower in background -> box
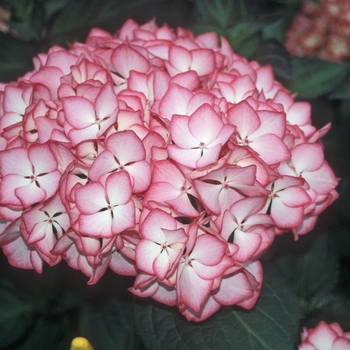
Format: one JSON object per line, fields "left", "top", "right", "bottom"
{"left": 285, "top": 0, "right": 350, "bottom": 62}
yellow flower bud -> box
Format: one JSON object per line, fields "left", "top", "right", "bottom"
{"left": 70, "top": 337, "right": 94, "bottom": 350}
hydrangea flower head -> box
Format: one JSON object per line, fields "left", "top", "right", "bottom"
{"left": 0, "top": 18, "right": 339, "bottom": 321}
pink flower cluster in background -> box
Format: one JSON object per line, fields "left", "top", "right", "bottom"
{"left": 0, "top": 19, "right": 339, "bottom": 321}
{"left": 298, "top": 321, "right": 350, "bottom": 349}
{"left": 285, "top": 0, "right": 350, "bottom": 62}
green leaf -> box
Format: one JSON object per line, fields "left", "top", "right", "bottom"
{"left": 41, "top": 0, "right": 71, "bottom": 19}
{"left": 0, "top": 32, "right": 37, "bottom": 82}
{"left": 134, "top": 264, "right": 303, "bottom": 350}
{"left": 2, "top": 0, "right": 35, "bottom": 21}
{"left": 49, "top": 0, "right": 142, "bottom": 45}
{"left": 276, "top": 233, "right": 339, "bottom": 307}
{"left": 0, "top": 283, "right": 35, "bottom": 348}
{"left": 12, "top": 315, "right": 70, "bottom": 350}
{"left": 285, "top": 57, "right": 350, "bottom": 98}
{"left": 193, "top": 0, "right": 257, "bottom": 30}
{"left": 79, "top": 296, "right": 139, "bottom": 350}
{"left": 262, "top": 17, "right": 292, "bottom": 46}
{"left": 3, "top": 0, "right": 45, "bottom": 40}
{"left": 329, "top": 73, "right": 350, "bottom": 99}
{"left": 230, "top": 31, "right": 262, "bottom": 59}
{"left": 48, "top": 0, "right": 192, "bottom": 46}
{"left": 252, "top": 38, "right": 292, "bottom": 79}
{"left": 299, "top": 292, "right": 350, "bottom": 331}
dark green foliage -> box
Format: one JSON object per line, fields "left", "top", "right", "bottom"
{"left": 284, "top": 58, "right": 350, "bottom": 99}
{"left": 134, "top": 265, "right": 303, "bottom": 350}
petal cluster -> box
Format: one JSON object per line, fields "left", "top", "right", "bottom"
{"left": 298, "top": 321, "right": 350, "bottom": 350}
{"left": 0, "top": 18, "right": 339, "bottom": 321}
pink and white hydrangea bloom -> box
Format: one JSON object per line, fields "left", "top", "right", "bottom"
{"left": 88, "top": 130, "right": 151, "bottom": 193}
{"left": 176, "top": 231, "right": 234, "bottom": 316}
{"left": 168, "top": 103, "right": 235, "bottom": 168}
{"left": 74, "top": 171, "right": 135, "bottom": 238}
{"left": 136, "top": 208, "right": 187, "bottom": 281}
{"left": 0, "top": 142, "right": 61, "bottom": 209}
{"left": 0, "top": 18, "right": 339, "bottom": 321}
